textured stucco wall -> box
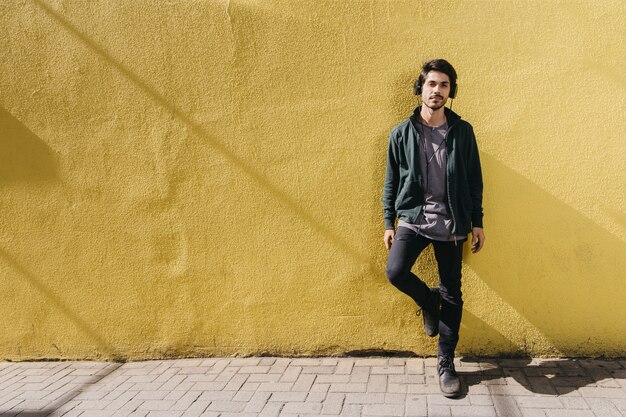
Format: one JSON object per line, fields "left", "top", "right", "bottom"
{"left": 1, "top": 0, "right": 625, "bottom": 360}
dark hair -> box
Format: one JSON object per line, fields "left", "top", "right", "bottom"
{"left": 414, "top": 59, "right": 458, "bottom": 98}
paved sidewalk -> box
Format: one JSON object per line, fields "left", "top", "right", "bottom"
{"left": 1, "top": 357, "right": 625, "bottom": 417}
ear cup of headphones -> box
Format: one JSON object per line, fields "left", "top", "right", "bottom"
{"left": 449, "top": 83, "right": 457, "bottom": 99}
{"left": 414, "top": 79, "right": 422, "bottom": 96}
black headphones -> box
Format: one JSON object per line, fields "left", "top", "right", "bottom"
{"left": 414, "top": 75, "right": 457, "bottom": 99}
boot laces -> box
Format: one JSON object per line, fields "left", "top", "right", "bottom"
{"left": 438, "top": 356, "right": 457, "bottom": 376}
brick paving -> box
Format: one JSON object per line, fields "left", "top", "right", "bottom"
{"left": 0, "top": 357, "right": 625, "bottom": 416}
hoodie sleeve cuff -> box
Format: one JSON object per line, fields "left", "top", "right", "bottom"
{"left": 384, "top": 217, "right": 396, "bottom": 230}
{"left": 472, "top": 213, "right": 484, "bottom": 229}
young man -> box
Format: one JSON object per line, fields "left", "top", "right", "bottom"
{"left": 382, "top": 59, "right": 485, "bottom": 398}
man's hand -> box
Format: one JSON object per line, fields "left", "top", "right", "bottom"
{"left": 384, "top": 229, "right": 395, "bottom": 250}
{"left": 471, "top": 227, "right": 485, "bottom": 253}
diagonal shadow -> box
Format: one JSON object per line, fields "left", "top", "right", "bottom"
{"left": 25, "top": 1, "right": 626, "bottom": 360}
{"left": 32, "top": 0, "right": 377, "bottom": 276}
{"left": 459, "top": 310, "right": 523, "bottom": 356}
{"left": 0, "top": 248, "right": 120, "bottom": 359}
{"left": 0, "top": 362, "right": 123, "bottom": 416}
{"left": 466, "top": 155, "right": 626, "bottom": 356}
{"left": 455, "top": 314, "right": 624, "bottom": 397}
{"left": 458, "top": 357, "right": 621, "bottom": 396}
{"left": 0, "top": 108, "right": 58, "bottom": 184}
{"left": 452, "top": 357, "right": 620, "bottom": 398}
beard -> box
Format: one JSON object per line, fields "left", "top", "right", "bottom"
{"left": 424, "top": 96, "right": 447, "bottom": 110}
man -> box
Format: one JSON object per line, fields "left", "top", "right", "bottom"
{"left": 382, "top": 59, "right": 485, "bottom": 398}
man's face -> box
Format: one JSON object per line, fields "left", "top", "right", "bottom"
{"left": 421, "top": 71, "right": 451, "bottom": 110}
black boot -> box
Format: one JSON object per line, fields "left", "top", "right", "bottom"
{"left": 418, "top": 287, "right": 440, "bottom": 337}
{"left": 437, "top": 355, "right": 461, "bottom": 398}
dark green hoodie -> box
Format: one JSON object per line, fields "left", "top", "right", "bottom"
{"left": 382, "top": 106, "right": 484, "bottom": 235}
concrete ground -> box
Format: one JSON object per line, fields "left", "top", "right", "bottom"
{"left": 1, "top": 357, "right": 625, "bottom": 417}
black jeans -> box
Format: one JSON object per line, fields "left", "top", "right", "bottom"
{"left": 385, "top": 226, "right": 464, "bottom": 357}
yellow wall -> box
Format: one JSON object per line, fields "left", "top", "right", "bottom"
{"left": 1, "top": 0, "right": 625, "bottom": 360}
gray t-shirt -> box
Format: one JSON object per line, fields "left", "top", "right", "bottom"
{"left": 398, "top": 119, "right": 467, "bottom": 242}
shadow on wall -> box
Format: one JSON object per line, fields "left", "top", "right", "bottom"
{"left": 0, "top": 108, "right": 57, "bottom": 183}
{"left": 15, "top": 1, "right": 624, "bottom": 358}
{"left": 7, "top": 0, "right": 388, "bottom": 359}
{"left": 0, "top": 106, "right": 114, "bottom": 358}
{"left": 31, "top": 0, "right": 377, "bottom": 274}
{"left": 0, "top": 248, "right": 120, "bottom": 359}
{"left": 463, "top": 154, "right": 626, "bottom": 355}
{"left": 459, "top": 310, "right": 521, "bottom": 355}
{"left": 383, "top": 80, "right": 626, "bottom": 356}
